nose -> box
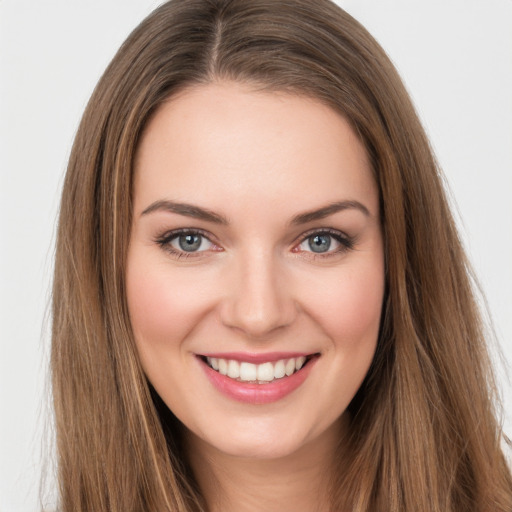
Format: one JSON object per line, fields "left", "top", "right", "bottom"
{"left": 219, "top": 250, "right": 298, "bottom": 339}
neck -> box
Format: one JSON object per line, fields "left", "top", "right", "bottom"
{"left": 186, "top": 417, "right": 349, "bottom": 512}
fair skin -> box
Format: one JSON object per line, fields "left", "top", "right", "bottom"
{"left": 126, "top": 81, "right": 384, "bottom": 512}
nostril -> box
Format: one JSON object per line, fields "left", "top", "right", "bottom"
{"left": 219, "top": 296, "right": 298, "bottom": 338}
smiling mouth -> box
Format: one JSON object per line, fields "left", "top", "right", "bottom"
{"left": 200, "top": 354, "right": 317, "bottom": 384}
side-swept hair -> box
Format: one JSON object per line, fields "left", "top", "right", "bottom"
{"left": 51, "top": 0, "right": 512, "bottom": 510}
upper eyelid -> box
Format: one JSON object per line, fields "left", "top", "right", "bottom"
{"left": 155, "top": 228, "right": 218, "bottom": 258}
{"left": 156, "top": 227, "right": 216, "bottom": 243}
{"left": 294, "top": 227, "right": 351, "bottom": 244}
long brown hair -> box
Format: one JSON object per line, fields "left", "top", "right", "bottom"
{"left": 51, "top": 0, "right": 512, "bottom": 510}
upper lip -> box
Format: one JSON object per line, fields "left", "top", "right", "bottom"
{"left": 197, "top": 351, "right": 317, "bottom": 364}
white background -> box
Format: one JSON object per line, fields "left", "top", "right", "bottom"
{"left": 1, "top": 1, "right": 511, "bottom": 510}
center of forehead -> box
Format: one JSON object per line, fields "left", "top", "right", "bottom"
{"left": 133, "top": 81, "right": 377, "bottom": 219}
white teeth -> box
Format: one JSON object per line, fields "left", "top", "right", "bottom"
{"left": 227, "top": 360, "right": 240, "bottom": 379}
{"left": 295, "top": 356, "right": 306, "bottom": 370}
{"left": 218, "top": 358, "right": 228, "bottom": 375}
{"left": 257, "top": 362, "right": 274, "bottom": 382}
{"left": 205, "top": 355, "right": 311, "bottom": 382}
{"left": 285, "top": 358, "right": 296, "bottom": 376}
{"left": 274, "top": 360, "right": 285, "bottom": 379}
{"left": 240, "top": 362, "right": 257, "bottom": 381}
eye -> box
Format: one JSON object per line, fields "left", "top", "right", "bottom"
{"left": 155, "top": 229, "right": 220, "bottom": 257}
{"left": 171, "top": 233, "right": 211, "bottom": 252}
{"left": 303, "top": 233, "right": 332, "bottom": 253}
{"left": 295, "top": 230, "right": 354, "bottom": 256}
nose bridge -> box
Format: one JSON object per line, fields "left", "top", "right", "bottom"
{"left": 221, "top": 247, "right": 296, "bottom": 337}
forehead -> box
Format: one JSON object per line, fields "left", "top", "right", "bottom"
{"left": 133, "top": 81, "right": 378, "bottom": 218}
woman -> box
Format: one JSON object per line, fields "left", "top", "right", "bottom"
{"left": 51, "top": 0, "right": 512, "bottom": 510}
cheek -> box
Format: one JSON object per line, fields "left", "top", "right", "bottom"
{"left": 303, "top": 259, "right": 385, "bottom": 349}
{"left": 339, "top": 272, "right": 383, "bottom": 337}
{"left": 310, "top": 262, "right": 385, "bottom": 412}
{"left": 126, "top": 255, "right": 211, "bottom": 350}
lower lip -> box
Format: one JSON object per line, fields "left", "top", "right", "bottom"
{"left": 199, "top": 356, "right": 318, "bottom": 404}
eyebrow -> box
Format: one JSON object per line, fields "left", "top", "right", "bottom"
{"left": 140, "top": 199, "right": 370, "bottom": 225}
{"left": 141, "top": 200, "right": 229, "bottom": 225}
{"left": 290, "top": 200, "right": 370, "bottom": 225}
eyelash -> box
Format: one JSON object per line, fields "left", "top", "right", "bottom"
{"left": 154, "top": 228, "right": 219, "bottom": 260}
{"left": 154, "top": 228, "right": 355, "bottom": 260}
{"left": 294, "top": 228, "right": 355, "bottom": 259}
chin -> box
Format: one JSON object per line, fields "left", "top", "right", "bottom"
{"left": 187, "top": 411, "right": 343, "bottom": 462}
{"left": 218, "top": 434, "right": 305, "bottom": 460}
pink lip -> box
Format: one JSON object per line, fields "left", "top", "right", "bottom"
{"left": 198, "top": 354, "right": 319, "bottom": 404}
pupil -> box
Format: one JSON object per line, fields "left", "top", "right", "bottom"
{"left": 179, "top": 234, "right": 201, "bottom": 252}
{"left": 309, "top": 234, "right": 331, "bottom": 253}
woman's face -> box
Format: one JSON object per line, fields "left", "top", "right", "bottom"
{"left": 127, "top": 82, "right": 384, "bottom": 460}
